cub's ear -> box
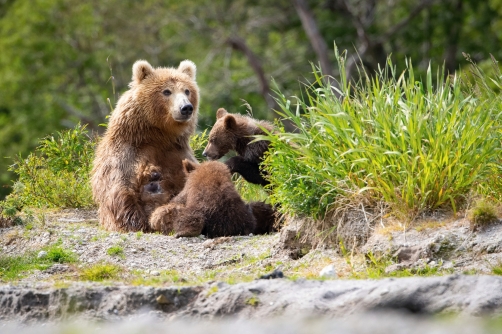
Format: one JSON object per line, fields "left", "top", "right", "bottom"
{"left": 178, "top": 60, "right": 196, "bottom": 80}
{"left": 132, "top": 60, "right": 154, "bottom": 83}
{"left": 216, "top": 108, "right": 228, "bottom": 119}
{"left": 224, "top": 114, "right": 237, "bottom": 130}
{"left": 182, "top": 159, "right": 198, "bottom": 175}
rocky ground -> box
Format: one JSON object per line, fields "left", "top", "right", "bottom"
{"left": 2, "top": 208, "right": 502, "bottom": 331}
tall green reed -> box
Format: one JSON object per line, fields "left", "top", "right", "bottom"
{"left": 263, "top": 50, "right": 502, "bottom": 219}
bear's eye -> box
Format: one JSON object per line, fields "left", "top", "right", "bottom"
{"left": 162, "top": 89, "right": 171, "bottom": 96}
{"left": 185, "top": 89, "right": 190, "bottom": 96}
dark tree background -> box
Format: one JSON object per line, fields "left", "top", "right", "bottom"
{"left": 0, "top": 0, "right": 500, "bottom": 198}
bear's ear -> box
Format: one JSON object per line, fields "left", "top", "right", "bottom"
{"left": 223, "top": 114, "right": 237, "bottom": 130}
{"left": 216, "top": 108, "right": 228, "bottom": 119}
{"left": 178, "top": 60, "right": 196, "bottom": 80}
{"left": 132, "top": 60, "right": 154, "bottom": 83}
{"left": 182, "top": 159, "right": 198, "bottom": 175}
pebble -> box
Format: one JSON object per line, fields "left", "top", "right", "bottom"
{"left": 319, "top": 264, "right": 337, "bottom": 278}
{"left": 131, "top": 249, "right": 137, "bottom": 253}
{"left": 150, "top": 270, "right": 160, "bottom": 276}
{"left": 37, "top": 251, "right": 47, "bottom": 259}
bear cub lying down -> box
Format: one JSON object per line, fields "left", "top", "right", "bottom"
{"left": 149, "top": 160, "right": 276, "bottom": 238}
{"left": 203, "top": 108, "right": 273, "bottom": 186}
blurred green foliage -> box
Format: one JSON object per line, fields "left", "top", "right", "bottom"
{"left": 1, "top": 0, "right": 502, "bottom": 199}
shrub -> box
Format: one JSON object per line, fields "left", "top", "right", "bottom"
{"left": 107, "top": 245, "right": 125, "bottom": 258}
{"left": 0, "top": 123, "right": 96, "bottom": 214}
{"left": 46, "top": 245, "right": 77, "bottom": 263}
{"left": 469, "top": 199, "right": 498, "bottom": 229}
{"left": 263, "top": 49, "right": 502, "bottom": 220}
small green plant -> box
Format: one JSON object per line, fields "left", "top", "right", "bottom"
{"left": 469, "top": 199, "right": 498, "bottom": 229}
{"left": 0, "top": 123, "right": 96, "bottom": 215}
{"left": 107, "top": 245, "right": 125, "bottom": 258}
{"left": 135, "top": 231, "right": 143, "bottom": 240}
{"left": 246, "top": 295, "right": 260, "bottom": 307}
{"left": 491, "top": 262, "right": 502, "bottom": 276}
{"left": 80, "top": 263, "right": 122, "bottom": 281}
{"left": 46, "top": 245, "right": 77, "bottom": 263}
{"left": 130, "top": 269, "right": 182, "bottom": 286}
{"left": 206, "top": 285, "right": 219, "bottom": 297}
{"left": 190, "top": 129, "right": 208, "bottom": 162}
{"left": 0, "top": 244, "right": 76, "bottom": 281}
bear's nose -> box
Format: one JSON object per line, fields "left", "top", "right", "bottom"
{"left": 180, "top": 104, "right": 194, "bottom": 116}
{"left": 202, "top": 151, "right": 207, "bottom": 157}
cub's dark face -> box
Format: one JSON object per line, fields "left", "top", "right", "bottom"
{"left": 202, "top": 108, "right": 237, "bottom": 160}
{"left": 203, "top": 127, "right": 235, "bottom": 160}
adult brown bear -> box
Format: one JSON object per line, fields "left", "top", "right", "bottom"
{"left": 91, "top": 60, "right": 199, "bottom": 232}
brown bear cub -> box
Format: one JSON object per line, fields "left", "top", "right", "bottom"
{"left": 92, "top": 59, "right": 200, "bottom": 232}
{"left": 150, "top": 160, "right": 263, "bottom": 238}
{"left": 202, "top": 108, "right": 273, "bottom": 186}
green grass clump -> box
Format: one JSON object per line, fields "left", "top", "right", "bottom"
{"left": 46, "top": 246, "right": 77, "bottom": 263}
{"left": 492, "top": 265, "right": 502, "bottom": 276}
{"left": 246, "top": 295, "right": 260, "bottom": 306}
{"left": 263, "top": 48, "right": 502, "bottom": 220}
{"left": 0, "top": 244, "right": 76, "bottom": 281}
{"left": 80, "top": 263, "right": 122, "bottom": 281}
{"left": 190, "top": 129, "right": 209, "bottom": 162}
{"left": 130, "top": 269, "right": 181, "bottom": 286}
{"left": 106, "top": 245, "right": 125, "bottom": 258}
{"left": 0, "top": 123, "right": 96, "bottom": 215}
{"left": 469, "top": 199, "right": 498, "bottom": 229}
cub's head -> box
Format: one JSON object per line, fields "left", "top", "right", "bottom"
{"left": 202, "top": 108, "right": 241, "bottom": 160}
{"left": 130, "top": 59, "right": 199, "bottom": 130}
{"left": 182, "top": 159, "right": 231, "bottom": 182}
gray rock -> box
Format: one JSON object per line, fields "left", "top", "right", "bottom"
{"left": 3, "top": 275, "right": 502, "bottom": 323}
{"left": 37, "top": 251, "right": 47, "bottom": 259}
{"left": 319, "top": 264, "right": 337, "bottom": 278}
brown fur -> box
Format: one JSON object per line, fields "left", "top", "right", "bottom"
{"left": 248, "top": 201, "right": 278, "bottom": 234}
{"left": 203, "top": 108, "right": 273, "bottom": 186}
{"left": 92, "top": 60, "right": 199, "bottom": 232}
{"left": 150, "top": 160, "right": 256, "bottom": 238}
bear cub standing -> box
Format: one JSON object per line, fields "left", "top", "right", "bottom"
{"left": 150, "top": 160, "right": 274, "bottom": 238}
{"left": 202, "top": 108, "right": 273, "bottom": 186}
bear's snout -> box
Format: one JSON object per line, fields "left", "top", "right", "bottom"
{"left": 202, "top": 143, "right": 221, "bottom": 161}
{"left": 180, "top": 103, "right": 194, "bottom": 116}
{"left": 150, "top": 171, "right": 161, "bottom": 181}
{"left": 144, "top": 181, "right": 162, "bottom": 194}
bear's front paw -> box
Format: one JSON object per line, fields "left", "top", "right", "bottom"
{"left": 224, "top": 156, "right": 242, "bottom": 174}
{"left": 149, "top": 205, "right": 176, "bottom": 233}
